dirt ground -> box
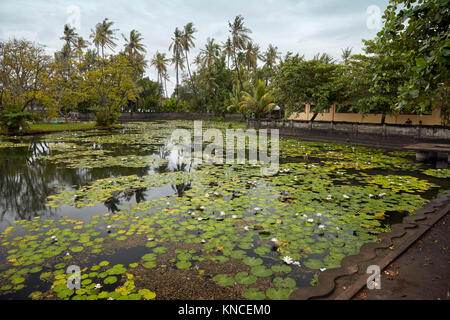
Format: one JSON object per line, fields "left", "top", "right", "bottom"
{"left": 354, "top": 213, "right": 450, "bottom": 300}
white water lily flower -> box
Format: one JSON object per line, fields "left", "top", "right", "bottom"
{"left": 205, "top": 193, "right": 210, "bottom": 198}
{"left": 220, "top": 211, "right": 226, "bottom": 217}
{"left": 343, "top": 195, "right": 350, "bottom": 199}
{"left": 51, "top": 235, "right": 57, "bottom": 239}
{"left": 197, "top": 217, "right": 203, "bottom": 221}
{"left": 320, "top": 268, "right": 327, "bottom": 272}
{"left": 271, "top": 238, "right": 279, "bottom": 242}
{"left": 108, "top": 297, "right": 114, "bottom": 300}
{"left": 318, "top": 225, "right": 325, "bottom": 229}
{"left": 232, "top": 215, "right": 237, "bottom": 219}
{"left": 303, "top": 214, "right": 308, "bottom": 218}
{"left": 244, "top": 226, "right": 249, "bottom": 231}
{"left": 316, "top": 213, "right": 322, "bottom": 217}
{"left": 66, "top": 252, "right": 70, "bottom": 256}
{"left": 292, "top": 261, "right": 301, "bottom": 266}
{"left": 307, "top": 218, "right": 314, "bottom": 223}
{"left": 191, "top": 212, "right": 196, "bottom": 216}
{"left": 254, "top": 207, "right": 261, "bottom": 212}
{"left": 336, "top": 227, "right": 340, "bottom": 230}
{"left": 283, "top": 256, "right": 293, "bottom": 265}
{"left": 326, "top": 195, "right": 333, "bottom": 200}
{"left": 201, "top": 239, "right": 206, "bottom": 243}
{"left": 379, "top": 193, "right": 387, "bottom": 198}
{"left": 369, "top": 194, "right": 374, "bottom": 198}
{"left": 95, "top": 284, "right": 102, "bottom": 289}
{"left": 106, "top": 225, "right": 112, "bottom": 229}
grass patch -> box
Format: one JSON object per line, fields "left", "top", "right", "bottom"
{"left": 26, "top": 122, "right": 96, "bottom": 133}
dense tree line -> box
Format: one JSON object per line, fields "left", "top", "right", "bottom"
{"left": 0, "top": 0, "right": 448, "bottom": 133}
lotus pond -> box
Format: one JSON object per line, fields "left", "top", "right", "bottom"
{"left": 0, "top": 120, "right": 449, "bottom": 300}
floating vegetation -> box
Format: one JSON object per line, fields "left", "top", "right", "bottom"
{"left": 0, "top": 120, "right": 447, "bottom": 300}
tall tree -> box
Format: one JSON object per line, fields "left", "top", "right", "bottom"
{"left": 74, "top": 36, "right": 89, "bottom": 62}
{"left": 228, "top": 15, "right": 252, "bottom": 86}
{"left": 341, "top": 47, "right": 352, "bottom": 64}
{"left": 60, "top": 24, "right": 79, "bottom": 50}
{"left": 181, "top": 22, "right": 197, "bottom": 94}
{"left": 377, "top": 0, "right": 449, "bottom": 122}
{"left": 222, "top": 37, "right": 233, "bottom": 69}
{"left": 122, "top": 30, "right": 147, "bottom": 78}
{"left": 262, "top": 44, "right": 280, "bottom": 85}
{"left": 151, "top": 51, "right": 170, "bottom": 97}
{"left": 90, "top": 18, "right": 118, "bottom": 58}
{"left": 122, "top": 29, "right": 146, "bottom": 58}
{"left": 244, "top": 41, "right": 261, "bottom": 73}
{"left": 169, "top": 27, "right": 185, "bottom": 98}
{"left": 200, "top": 38, "right": 220, "bottom": 68}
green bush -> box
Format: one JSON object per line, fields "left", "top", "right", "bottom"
{"left": 159, "top": 98, "right": 186, "bottom": 112}
{"left": 0, "top": 106, "right": 34, "bottom": 134}
{"left": 95, "top": 110, "right": 120, "bottom": 127}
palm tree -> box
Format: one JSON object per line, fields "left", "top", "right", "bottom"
{"left": 74, "top": 36, "right": 89, "bottom": 62}
{"left": 169, "top": 27, "right": 185, "bottom": 98}
{"left": 200, "top": 38, "right": 220, "bottom": 67}
{"left": 239, "top": 79, "right": 275, "bottom": 118}
{"left": 181, "top": 23, "right": 197, "bottom": 93}
{"left": 228, "top": 15, "right": 252, "bottom": 86}
{"left": 90, "top": 18, "right": 118, "bottom": 58}
{"left": 314, "top": 52, "right": 334, "bottom": 64}
{"left": 341, "top": 47, "right": 353, "bottom": 64}
{"left": 122, "top": 29, "right": 146, "bottom": 58}
{"left": 262, "top": 44, "right": 280, "bottom": 85}
{"left": 263, "top": 44, "right": 279, "bottom": 69}
{"left": 244, "top": 41, "right": 261, "bottom": 72}
{"left": 222, "top": 37, "right": 233, "bottom": 68}
{"left": 151, "top": 51, "right": 170, "bottom": 97}
{"left": 60, "top": 24, "right": 79, "bottom": 50}
{"left": 122, "top": 29, "right": 147, "bottom": 78}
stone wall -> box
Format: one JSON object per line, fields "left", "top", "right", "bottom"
{"left": 77, "top": 112, "right": 243, "bottom": 122}
{"left": 249, "top": 120, "right": 450, "bottom": 143}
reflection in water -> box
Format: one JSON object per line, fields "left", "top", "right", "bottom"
{"left": 0, "top": 134, "right": 194, "bottom": 230}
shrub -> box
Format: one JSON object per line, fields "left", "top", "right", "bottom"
{"left": 0, "top": 106, "right": 34, "bottom": 134}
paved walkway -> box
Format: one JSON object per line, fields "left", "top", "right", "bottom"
{"left": 354, "top": 213, "right": 450, "bottom": 300}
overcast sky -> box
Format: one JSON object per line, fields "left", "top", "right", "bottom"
{"left": 0, "top": 0, "right": 389, "bottom": 93}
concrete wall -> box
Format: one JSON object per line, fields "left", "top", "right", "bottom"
{"left": 77, "top": 112, "right": 243, "bottom": 121}
{"left": 249, "top": 119, "right": 450, "bottom": 143}
{"left": 288, "top": 104, "right": 443, "bottom": 126}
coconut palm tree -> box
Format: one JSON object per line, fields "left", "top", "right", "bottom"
{"left": 169, "top": 27, "right": 185, "bottom": 98}
{"left": 122, "top": 29, "right": 146, "bottom": 58}
{"left": 74, "top": 36, "right": 89, "bottom": 63}
{"left": 181, "top": 23, "right": 197, "bottom": 92}
{"left": 151, "top": 51, "right": 170, "bottom": 96}
{"left": 313, "top": 52, "right": 334, "bottom": 64}
{"left": 228, "top": 15, "right": 252, "bottom": 86}
{"left": 222, "top": 37, "right": 233, "bottom": 69}
{"left": 200, "top": 38, "right": 220, "bottom": 68}
{"left": 263, "top": 44, "right": 280, "bottom": 69}
{"left": 239, "top": 79, "right": 275, "bottom": 118}
{"left": 90, "top": 18, "right": 119, "bottom": 58}
{"left": 60, "top": 24, "right": 79, "bottom": 50}
{"left": 244, "top": 41, "right": 261, "bottom": 72}
{"left": 262, "top": 44, "right": 280, "bottom": 85}
{"left": 341, "top": 47, "right": 353, "bottom": 64}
